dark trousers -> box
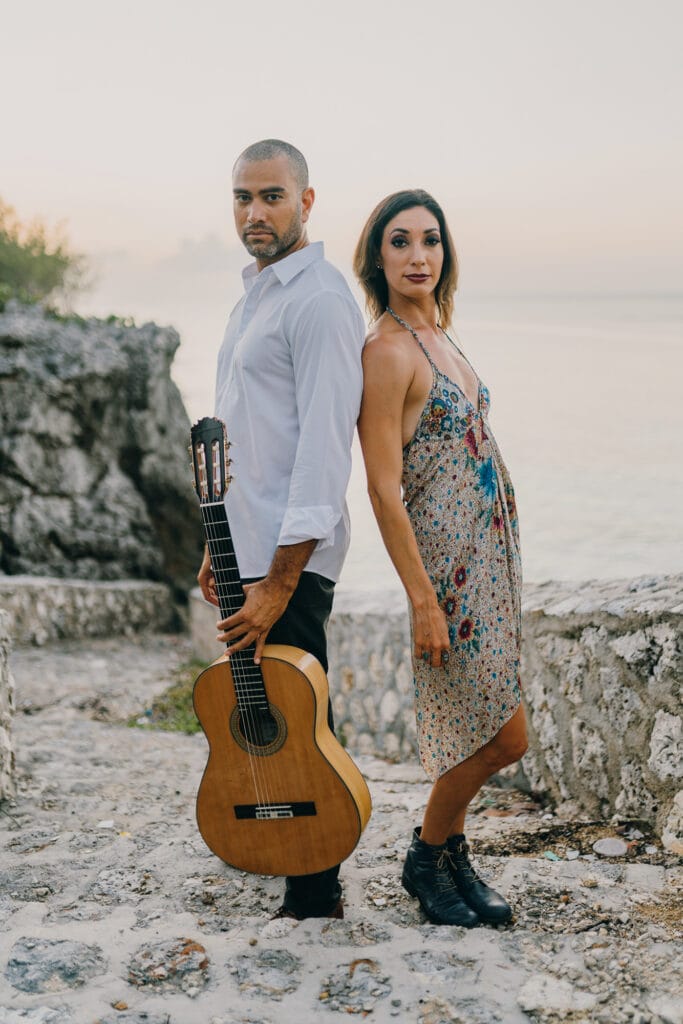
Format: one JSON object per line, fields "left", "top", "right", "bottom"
{"left": 244, "top": 571, "right": 342, "bottom": 917}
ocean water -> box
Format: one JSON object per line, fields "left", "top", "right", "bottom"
{"left": 173, "top": 292, "right": 683, "bottom": 592}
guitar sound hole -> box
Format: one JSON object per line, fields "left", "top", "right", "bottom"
{"left": 229, "top": 703, "right": 287, "bottom": 756}
{"left": 239, "top": 709, "right": 279, "bottom": 747}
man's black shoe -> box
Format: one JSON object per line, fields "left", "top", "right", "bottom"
{"left": 271, "top": 898, "right": 344, "bottom": 921}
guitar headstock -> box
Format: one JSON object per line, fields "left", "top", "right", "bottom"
{"left": 189, "top": 417, "right": 232, "bottom": 505}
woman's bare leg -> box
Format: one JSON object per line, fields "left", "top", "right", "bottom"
{"left": 420, "top": 705, "right": 528, "bottom": 845}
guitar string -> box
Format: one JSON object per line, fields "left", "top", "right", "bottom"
{"left": 202, "top": 498, "right": 275, "bottom": 812}
{"left": 202, "top": 500, "right": 269, "bottom": 811}
{"left": 196, "top": 433, "right": 276, "bottom": 814}
{"left": 202, "top": 500, "right": 267, "bottom": 809}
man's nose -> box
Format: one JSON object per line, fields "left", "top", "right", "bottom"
{"left": 246, "top": 198, "right": 268, "bottom": 223}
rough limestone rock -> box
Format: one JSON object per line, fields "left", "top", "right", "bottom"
{"left": 4, "top": 938, "right": 106, "bottom": 993}
{"left": 230, "top": 949, "right": 302, "bottom": 1001}
{"left": 662, "top": 788, "right": 683, "bottom": 855}
{"left": 0, "top": 302, "right": 202, "bottom": 594}
{"left": 127, "top": 937, "right": 210, "bottom": 997}
{"left": 318, "top": 957, "right": 392, "bottom": 1014}
{"left": 520, "top": 575, "right": 683, "bottom": 846}
{"left": 0, "top": 609, "right": 14, "bottom": 799}
{"left": 0, "top": 1009, "right": 72, "bottom": 1023}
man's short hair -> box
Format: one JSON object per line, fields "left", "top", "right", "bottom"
{"left": 234, "top": 139, "right": 309, "bottom": 191}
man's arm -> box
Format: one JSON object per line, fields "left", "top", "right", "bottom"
{"left": 217, "top": 539, "right": 316, "bottom": 663}
{"left": 277, "top": 290, "right": 364, "bottom": 553}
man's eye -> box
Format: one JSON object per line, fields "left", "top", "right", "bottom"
{"left": 234, "top": 195, "right": 249, "bottom": 203}
{"left": 265, "top": 194, "right": 281, "bottom": 202}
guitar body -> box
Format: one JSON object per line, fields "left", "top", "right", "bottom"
{"left": 193, "top": 643, "right": 372, "bottom": 876}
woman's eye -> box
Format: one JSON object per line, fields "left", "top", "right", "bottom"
{"left": 425, "top": 236, "right": 441, "bottom": 246}
{"left": 390, "top": 237, "right": 407, "bottom": 247}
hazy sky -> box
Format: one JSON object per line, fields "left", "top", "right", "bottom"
{"left": 4, "top": 1, "right": 682, "bottom": 584}
{"left": 4, "top": 0, "right": 681, "bottom": 302}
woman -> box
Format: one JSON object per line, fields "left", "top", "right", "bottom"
{"left": 354, "top": 190, "right": 528, "bottom": 928}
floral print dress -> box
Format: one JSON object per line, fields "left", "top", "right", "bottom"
{"left": 392, "top": 310, "right": 522, "bottom": 781}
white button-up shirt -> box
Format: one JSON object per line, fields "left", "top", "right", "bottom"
{"left": 215, "top": 241, "right": 365, "bottom": 582}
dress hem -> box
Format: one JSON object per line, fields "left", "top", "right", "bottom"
{"left": 418, "top": 689, "right": 523, "bottom": 783}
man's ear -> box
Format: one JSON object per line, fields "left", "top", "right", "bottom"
{"left": 301, "top": 186, "right": 315, "bottom": 223}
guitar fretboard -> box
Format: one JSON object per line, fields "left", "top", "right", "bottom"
{"left": 200, "top": 502, "right": 269, "bottom": 711}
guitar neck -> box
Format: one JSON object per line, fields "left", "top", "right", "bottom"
{"left": 200, "top": 502, "right": 264, "bottom": 692}
{"left": 200, "top": 502, "right": 244, "bottom": 620}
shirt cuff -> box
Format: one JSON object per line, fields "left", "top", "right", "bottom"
{"left": 277, "top": 505, "right": 338, "bottom": 550}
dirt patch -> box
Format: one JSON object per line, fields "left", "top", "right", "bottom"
{"left": 476, "top": 819, "right": 661, "bottom": 860}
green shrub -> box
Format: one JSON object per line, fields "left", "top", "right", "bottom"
{"left": 0, "top": 198, "right": 87, "bottom": 310}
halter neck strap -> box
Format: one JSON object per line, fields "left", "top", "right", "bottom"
{"left": 386, "top": 306, "right": 439, "bottom": 372}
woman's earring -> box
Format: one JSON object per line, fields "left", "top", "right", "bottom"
{"left": 376, "top": 263, "right": 383, "bottom": 270}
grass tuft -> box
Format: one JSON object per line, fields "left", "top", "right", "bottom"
{"left": 129, "top": 658, "right": 208, "bottom": 734}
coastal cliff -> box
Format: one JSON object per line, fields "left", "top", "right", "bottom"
{"left": 0, "top": 302, "right": 202, "bottom": 594}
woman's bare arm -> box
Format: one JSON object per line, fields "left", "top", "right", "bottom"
{"left": 358, "top": 336, "right": 450, "bottom": 667}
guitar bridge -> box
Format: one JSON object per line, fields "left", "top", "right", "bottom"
{"left": 234, "top": 802, "right": 317, "bottom": 820}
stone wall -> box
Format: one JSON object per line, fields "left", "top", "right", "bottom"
{"left": 519, "top": 575, "right": 682, "bottom": 853}
{"left": 0, "top": 609, "right": 15, "bottom": 800}
{"left": 189, "top": 574, "right": 683, "bottom": 849}
{"left": 0, "top": 576, "right": 178, "bottom": 646}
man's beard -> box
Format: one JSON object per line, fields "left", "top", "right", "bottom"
{"left": 242, "top": 209, "right": 303, "bottom": 260}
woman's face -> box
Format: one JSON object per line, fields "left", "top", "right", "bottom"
{"left": 379, "top": 205, "right": 444, "bottom": 303}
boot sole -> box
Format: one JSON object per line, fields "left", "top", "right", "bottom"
{"left": 473, "top": 907, "right": 512, "bottom": 925}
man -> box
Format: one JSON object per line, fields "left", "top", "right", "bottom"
{"left": 197, "top": 139, "right": 365, "bottom": 920}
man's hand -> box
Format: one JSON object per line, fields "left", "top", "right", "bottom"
{"left": 217, "top": 577, "right": 292, "bottom": 664}
{"left": 216, "top": 538, "right": 317, "bottom": 664}
{"left": 197, "top": 546, "right": 218, "bottom": 607}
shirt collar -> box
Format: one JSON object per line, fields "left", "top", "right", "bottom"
{"left": 241, "top": 241, "right": 324, "bottom": 291}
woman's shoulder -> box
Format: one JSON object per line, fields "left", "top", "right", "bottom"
{"left": 362, "top": 318, "right": 417, "bottom": 392}
{"left": 363, "top": 314, "right": 413, "bottom": 360}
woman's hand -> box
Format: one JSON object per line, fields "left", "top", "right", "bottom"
{"left": 412, "top": 597, "right": 451, "bottom": 669}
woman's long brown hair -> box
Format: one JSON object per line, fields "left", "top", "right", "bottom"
{"left": 353, "top": 189, "right": 458, "bottom": 326}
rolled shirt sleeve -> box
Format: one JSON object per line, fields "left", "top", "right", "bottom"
{"left": 277, "top": 290, "right": 365, "bottom": 549}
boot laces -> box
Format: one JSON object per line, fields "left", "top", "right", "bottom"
{"left": 453, "top": 842, "right": 482, "bottom": 884}
{"left": 435, "top": 849, "right": 457, "bottom": 890}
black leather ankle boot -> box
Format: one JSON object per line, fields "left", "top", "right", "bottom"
{"left": 446, "top": 836, "right": 512, "bottom": 924}
{"left": 402, "top": 828, "right": 479, "bottom": 927}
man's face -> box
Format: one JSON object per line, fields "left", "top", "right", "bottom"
{"left": 232, "top": 155, "right": 313, "bottom": 265}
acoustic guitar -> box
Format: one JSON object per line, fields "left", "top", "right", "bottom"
{"left": 190, "top": 416, "right": 372, "bottom": 876}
